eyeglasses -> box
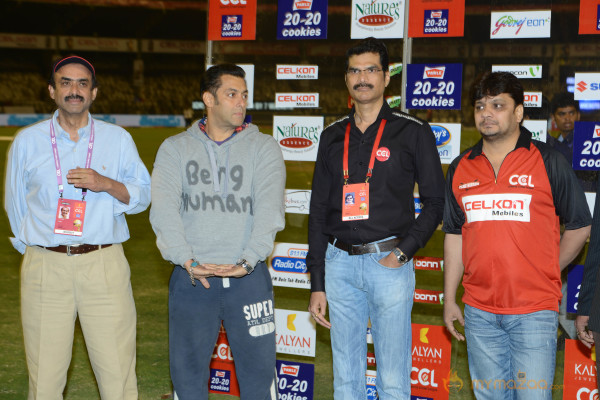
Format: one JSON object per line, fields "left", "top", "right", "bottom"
{"left": 346, "top": 67, "right": 383, "bottom": 76}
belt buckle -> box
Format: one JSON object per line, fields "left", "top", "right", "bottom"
{"left": 66, "top": 244, "right": 82, "bottom": 257}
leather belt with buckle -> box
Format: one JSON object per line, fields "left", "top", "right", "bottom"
{"left": 328, "top": 236, "right": 400, "bottom": 256}
{"left": 43, "top": 244, "right": 113, "bottom": 256}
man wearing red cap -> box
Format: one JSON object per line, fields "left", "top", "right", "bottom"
{"left": 4, "top": 55, "right": 151, "bottom": 399}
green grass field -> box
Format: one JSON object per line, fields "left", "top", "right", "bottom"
{"left": 0, "top": 125, "right": 576, "bottom": 399}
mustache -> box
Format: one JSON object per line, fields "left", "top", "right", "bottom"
{"left": 64, "top": 95, "right": 84, "bottom": 101}
{"left": 353, "top": 83, "right": 373, "bottom": 90}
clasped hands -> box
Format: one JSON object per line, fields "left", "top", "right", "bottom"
{"left": 184, "top": 259, "right": 248, "bottom": 289}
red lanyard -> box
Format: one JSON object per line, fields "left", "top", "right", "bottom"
{"left": 343, "top": 119, "right": 387, "bottom": 185}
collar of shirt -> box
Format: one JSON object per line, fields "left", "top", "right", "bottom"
{"left": 52, "top": 110, "right": 92, "bottom": 142}
{"left": 557, "top": 130, "right": 574, "bottom": 147}
{"left": 349, "top": 101, "right": 392, "bottom": 133}
{"left": 198, "top": 116, "right": 248, "bottom": 144}
{"left": 468, "top": 125, "right": 533, "bottom": 159}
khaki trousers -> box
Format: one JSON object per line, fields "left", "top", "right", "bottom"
{"left": 21, "top": 244, "right": 137, "bottom": 400}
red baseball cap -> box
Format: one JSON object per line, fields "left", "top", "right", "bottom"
{"left": 52, "top": 55, "right": 95, "bottom": 79}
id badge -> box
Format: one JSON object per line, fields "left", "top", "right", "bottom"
{"left": 342, "top": 183, "right": 369, "bottom": 221}
{"left": 54, "top": 199, "right": 86, "bottom": 236}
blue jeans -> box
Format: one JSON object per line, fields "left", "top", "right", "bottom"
{"left": 325, "top": 240, "right": 415, "bottom": 400}
{"left": 464, "top": 304, "right": 558, "bottom": 400}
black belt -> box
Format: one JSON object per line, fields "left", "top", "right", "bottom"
{"left": 328, "top": 236, "right": 400, "bottom": 256}
{"left": 43, "top": 244, "right": 113, "bottom": 256}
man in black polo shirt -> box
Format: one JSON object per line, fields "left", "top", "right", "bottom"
{"left": 306, "top": 37, "right": 445, "bottom": 399}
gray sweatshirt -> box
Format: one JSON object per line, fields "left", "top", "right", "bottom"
{"left": 150, "top": 122, "right": 286, "bottom": 268}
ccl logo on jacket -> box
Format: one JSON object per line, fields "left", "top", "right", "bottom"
{"left": 508, "top": 174, "right": 534, "bottom": 188}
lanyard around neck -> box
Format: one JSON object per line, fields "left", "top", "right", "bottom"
{"left": 343, "top": 119, "right": 387, "bottom": 185}
{"left": 50, "top": 119, "right": 95, "bottom": 200}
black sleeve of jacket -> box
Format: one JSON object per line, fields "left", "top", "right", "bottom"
{"left": 536, "top": 141, "right": 592, "bottom": 230}
{"left": 442, "top": 152, "right": 467, "bottom": 234}
{"left": 578, "top": 174, "right": 600, "bottom": 316}
{"left": 306, "top": 129, "right": 333, "bottom": 292}
{"left": 397, "top": 122, "right": 446, "bottom": 258}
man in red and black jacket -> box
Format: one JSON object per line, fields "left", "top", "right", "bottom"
{"left": 443, "top": 71, "right": 591, "bottom": 399}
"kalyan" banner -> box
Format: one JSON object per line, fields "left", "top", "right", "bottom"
{"left": 563, "top": 339, "right": 598, "bottom": 400}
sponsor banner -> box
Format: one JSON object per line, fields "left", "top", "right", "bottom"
{"left": 567, "top": 264, "right": 585, "bottom": 313}
{"left": 366, "top": 326, "right": 373, "bottom": 344}
{"left": 285, "top": 189, "right": 312, "bottom": 214}
{"left": 414, "top": 194, "right": 422, "bottom": 217}
{"left": 491, "top": 65, "right": 542, "bottom": 79}
{"left": 276, "top": 93, "right": 319, "bottom": 108}
{"left": 462, "top": 193, "right": 532, "bottom": 222}
{"left": 490, "top": 10, "right": 551, "bottom": 39}
{"left": 524, "top": 92, "right": 543, "bottom": 107}
{"left": 277, "top": 0, "right": 328, "bottom": 40}
{"left": 0, "top": 114, "right": 185, "bottom": 128}
{"left": 276, "top": 64, "right": 319, "bottom": 80}
{"left": 408, "top": 0, "right": 465, "bottom": 38}
{"left": 208, "top": 0, "right": 256, "bottom": 41}
{"left": 140, "top": 39, "right": 205, "bottom": 54}
{"left": 573, "top": 121, "right": 600, "bottom": 170}
{"left": 406, "top": 64, "right": 462, "bottom": 110}
{"left": 275, "top": 309, "right": 316, "bottom": 357}
{"left": 563, "top": 339, "right": 598, "bottom": 399}
{"left": 207, "top": 64, "right": 255, "bottom": 108}
{"left": 413, "top": 256, "right": 443, "bottom": 272}
{"left": 586, "top": 192, "right": 596, "bottom": 215}
{"left": 574, "top": 73, "right": 600, "bottom": 100}
{"left": 366, "top": 370, "right": 378, "bottom": 400}
{"left": 389, "top": 62, "right": 403, "bottom": 77}
{"left": 276, "top": 360, "right": 315, "bottom": 400}
{"left": 367, "top": 351, "right": 377, "bottom": 367}
{"left": 365, "top": 324, "right": 452, "bottom": 399}
{"left": 273, "top": 116, "right": 323, "bottom": 161}
{"left": 59, "top": 36, "right": 136, "bottom": 52}
{"left": 579, "top": 0, "right": 600, "bottom": 34}
{"left": 209, "top": 325, "right": 241, "bottom": 396}
{"left": 431, "top": 122, "right": 461, "bottom": 164}
{"left": 523, "top": 120, "right": 548, "bottom": 143}
{"left": 0, "top": 33, "right": 54, "bottom": 49}
{"left": 386, "top": 95, "right": 402, "bottom": 108}
{"left": 414, "top": 289, "right": 444, "bottom": 304}
{"left": 0, "top": 113, "right": 51, "bottom": 127}
{"left": 268, "top": 243, "right": 310, "bottom": 289}
{"left": 351, "top": 0, "right": 405, "bottom": 39}
{"left": 411, "top": 324, "right": 452, "bottom": 400}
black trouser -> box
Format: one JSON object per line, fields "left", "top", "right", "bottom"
{"left": 169, "top": 262, "right": 277, "bottom": 400}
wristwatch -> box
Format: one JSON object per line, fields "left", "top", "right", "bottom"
{"left": 392, "top": 248, "right": 408, "bottom": 265}
{"left": 236, "top": 259, "right": 255, "bottom": 274}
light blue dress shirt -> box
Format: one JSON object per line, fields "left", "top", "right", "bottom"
{"left": 5, "top": 111, "right": 151, "bottom": 254}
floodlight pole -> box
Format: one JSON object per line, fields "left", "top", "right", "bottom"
{"left": 206, "top": 40, "right": 213, "bottom": 67}
{"left": 400, "top": 0, "right": 412, "bottom": 113}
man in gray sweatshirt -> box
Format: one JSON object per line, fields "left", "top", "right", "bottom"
{"left": 150, "top": 64, "right": 285, "bottom": 400}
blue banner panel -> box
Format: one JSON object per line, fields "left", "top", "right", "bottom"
{"left": 277, "top": 0, "right": 328, "bottom": 40}
{"left": 405, "top": 63, "right": 462, "bottom": 110}
{"left": 276, "top": 359, "right": 315, "bottom": 400}
{"left": 567, "top": 264, "right": 584, "bottom": 313}
{"left": 572, "top": 121, "right": 600, "bottom": 170}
